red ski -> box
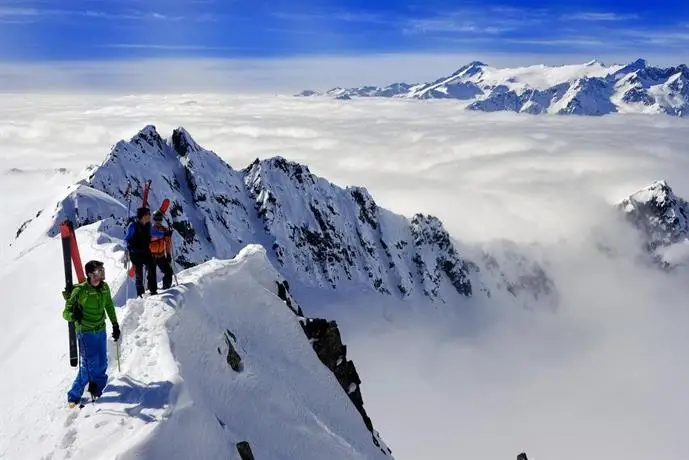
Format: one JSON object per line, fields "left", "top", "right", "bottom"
{"left": 59, "top": 220, "right": 86, "bottom": 367}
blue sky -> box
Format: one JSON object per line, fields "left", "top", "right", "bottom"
{"left": 1, "top": 0, "right": 688, "bottom": 60}
{"left": 1, "top": 0, "right": 688, "bottom": 91}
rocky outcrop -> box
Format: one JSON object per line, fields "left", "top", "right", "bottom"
{"left": 618, "top": 180, "right": 689, "bottom": 269}
{"left": 275, "top": 280, "right": 392, "bottom": 456}
{"left": 619, "top": 180, "right": 689, "bottom": 251}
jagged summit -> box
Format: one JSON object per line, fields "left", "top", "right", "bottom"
{"left": 452, "top": 61, "right": 487, "bottom": 77}
{"left": 16, "top": 126, "right": 505, "bottom": 304}
{"left": 297, "top": 58, "right": 689, "bottom": 117}
{"left": 617, "top": 180, "right": 689, "bottom": 268}
{"left": 619, "top": 180, "right": 689, "bottom": 250}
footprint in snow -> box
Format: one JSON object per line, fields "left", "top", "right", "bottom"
{"left": 63, "top": 411, "right": 78, "bottom": 427}
{"left": 61, "top": 428, "right": 77, "bottom": 449}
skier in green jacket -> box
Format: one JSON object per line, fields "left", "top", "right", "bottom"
{"left": 63, "top": 260, "right": 120, "bottom": 406}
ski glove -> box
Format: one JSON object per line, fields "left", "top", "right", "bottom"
{"left": 112, "top": 323, "right": 121, "bottom": 342}
{"left": 72, "top": 303, "right": 83, "bottom": 323}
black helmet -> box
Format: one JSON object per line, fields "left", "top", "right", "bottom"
{"left": 85, "top": 260, "right": 104, "bottom": 275}
{"left": 137, "top": 207, "right": 150, "bottom": 219}
{"left": 153, "top": 210, "right": 164, "bottom": 221}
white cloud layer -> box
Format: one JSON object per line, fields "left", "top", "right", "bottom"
{"left": 2, "top": 94, "right": 689, "bottom": 459}
{"left": 1, "top": 53, "right": 689, "bottom": 93}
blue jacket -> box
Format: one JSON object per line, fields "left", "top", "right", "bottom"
{"left": 124, "top": 220, "right": 164, "bottom": 253}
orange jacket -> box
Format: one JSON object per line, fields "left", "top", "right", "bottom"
{"left": 150, "top": 223, "right": 172, "bottom": 258}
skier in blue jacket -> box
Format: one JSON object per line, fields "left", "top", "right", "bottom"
{"left": 123, "top": 207, "right": 165, "bottom": 296}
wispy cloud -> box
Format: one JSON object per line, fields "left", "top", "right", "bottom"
{"left": 562, "top": 12, "right": 639, "bottom": 22}
{"left": 0, "top": 7, "right": 40, "bottom": 17}
{"left": 616, "top": 27, "right": 689, "bottom": 46}
{"left": 403, "top": 6, "right": 549, "bottom": 36}
{"left": 640, "top": 32, "right": 689, "bottom": 45}
{"left": 271, "top": 11, "right": 390, "bottom": 24}
{"left": 0, "top": 6, "right": 183, "bottom": 21}
{"left": 507, "top": 37, "right": 606, "bottom": 46}
{"left": 405, "top": 18, "right": 510, "bottom": 35}
{"left": 103, "top": 44, "right": 238, "bottom": 51}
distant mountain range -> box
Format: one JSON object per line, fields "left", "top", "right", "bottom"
{"left": 297, "top": 59, "right": 689, "bottom": 117}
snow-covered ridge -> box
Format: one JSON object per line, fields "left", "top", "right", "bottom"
{"left": 618, "top": 180, "right": 689, "bottom": 268}
{"left": 0, "top": 234, "right": 393, "bottom": 459}
{"left": 12, "top": 125, "right": 559, "bottom": 309}
{"left": 297, "top": 58, "right": 689, "bottom": 117}
{"left": 12, "top": 126, "right": 472, "bottom": 303}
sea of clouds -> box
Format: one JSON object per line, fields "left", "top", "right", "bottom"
{"left": 2, "top": 94, "right": 689, "bottom": 459}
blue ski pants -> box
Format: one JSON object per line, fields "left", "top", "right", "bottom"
{"left": 67, "top": 329, "right": 108, "bottom": 403}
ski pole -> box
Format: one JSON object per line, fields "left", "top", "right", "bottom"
{"left": 124, "top": 180, "right": 132, "bottom": 303}
{"left": 125, "top": 180, "right": 132, "bottom": 219}
{"left": 170, "top": 237, "right": 179, "bottom": 286}
{"left": 125, "top": 259, "right": 130, "bottom": 302}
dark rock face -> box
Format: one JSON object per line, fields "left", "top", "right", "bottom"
{"left": 300, "top": 318, "right": 371, "bottom": 430}
{"left": 275, "top": 280, "right": 392, "bottom": 456}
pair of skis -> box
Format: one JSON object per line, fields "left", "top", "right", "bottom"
{"left": 59, "top": 220, "right": 86, "bottom": 368}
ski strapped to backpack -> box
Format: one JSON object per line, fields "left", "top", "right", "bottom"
{"left": 142, "top": 179, "right": 152, "bottom": 208}
{"left": 59, "top": 220, "right": 86, "bottom": 368}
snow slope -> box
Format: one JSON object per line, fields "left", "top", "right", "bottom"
{"left": 0, "top": 223, "right": 392, "bottom": 459}
{"left": 298, "top": 58, "right": 689, "bottom": 117}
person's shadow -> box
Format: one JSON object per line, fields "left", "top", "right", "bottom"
{"left": 97, "top": 375, "right": 173, "bottom": 423}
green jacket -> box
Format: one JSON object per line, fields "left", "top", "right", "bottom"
{"left": 63, "top": 281, "right": 118, "bottom": 333}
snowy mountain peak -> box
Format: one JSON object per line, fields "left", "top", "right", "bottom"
{"left": 131, "top": 124, "right": 167, "bottom": 151}
{"left": 14, "top": 126, "right": 489, "bottom": 304}
{"left": 453, "top": 60, "right": 487, "bottom": 77}
{"left": 299, "top": 58, "right": 689, "bottom": 117}
{"left": 621, "top": 58, "right": 648, "bottom": 73}
{"left": 619, "top": 180, "right": 689, "bottom": 255}
{"left": 246, "top": 156, "right": 315, "bottom": 187}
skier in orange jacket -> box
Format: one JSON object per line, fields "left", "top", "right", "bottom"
{"left": 149, "top": 210, "right": 174, "bottom": 292}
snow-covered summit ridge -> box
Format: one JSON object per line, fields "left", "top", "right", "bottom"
{"left": 13, "top": 125, "right": 482, "bottom": 304}
{"left": 297, "top": 58, "right": 689, "bottom": 117}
